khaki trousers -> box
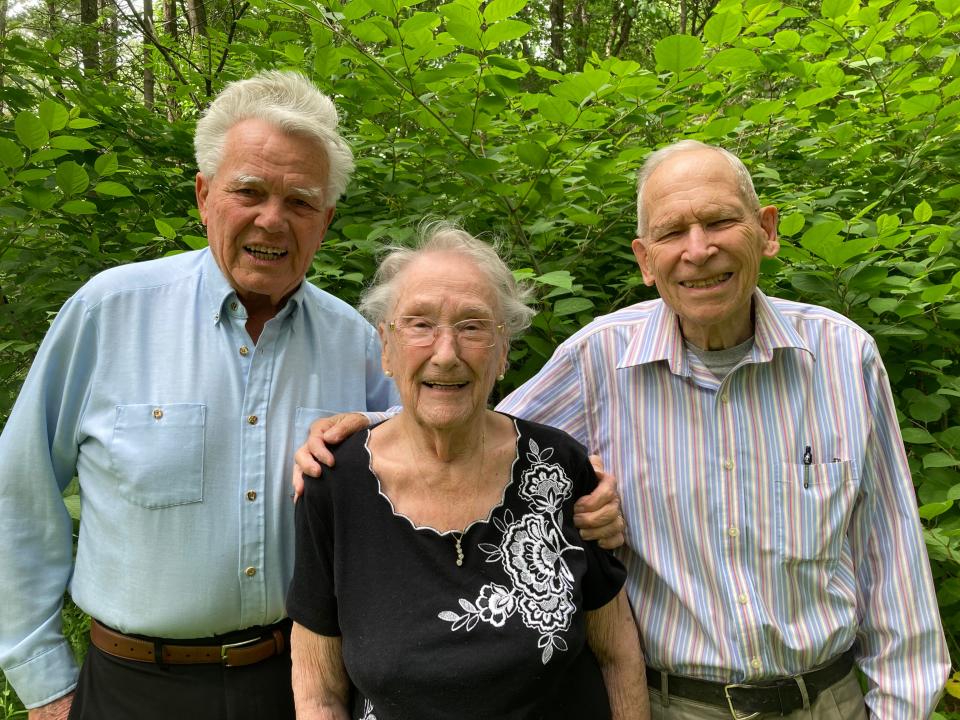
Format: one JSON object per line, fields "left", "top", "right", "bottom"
{"left": 649, "top": 669, "right": 868, "bottom": 720}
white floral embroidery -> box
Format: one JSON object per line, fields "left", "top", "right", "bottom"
{"left": 359, "top": 698, "right": 377, "bottom": 720}
{"left": 438, "top": 437, "right": 583, "bottom": 664}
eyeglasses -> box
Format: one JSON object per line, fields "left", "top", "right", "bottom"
{"left": 389, "top": 316, "right": 504, "bottom": 349}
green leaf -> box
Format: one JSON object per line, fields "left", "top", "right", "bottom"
{"left": 95, "top": 181, "right": 133, "bottom": 197}
{"left": 155, "top": 219, "right": 176, "bottom": 239}
{"left": 484, "top": 0, "right": 527, "bottom": 22}
{"left": 94, "top": 153, "right": 119, "bottom": 176}
{"left": 902, "top": 427, "right": 936, "bottom": 444}
{"left": 918, "top": 499, "right": 953, "bottom": 518}
{"left": 924, "top": 453, "right": 960, "bottom": 469}
{"left": 15, "top": 112, "right": 49, "bottom": 150}
{"left": 50, "top": 136, "right": 96, "bottom": 151}
{"left": 708, "top": 48, "right": 762, "bottom": 70}
{"left": 516, "top": 141, "right": 548, "bottom": 167}
{"left": 703, "top": 12, "right": 743, "bottom": 45}
{"left": 552, "top": 297, "right": 594, "bottom": 316}
{"left": 911, "top": 396, "right": 949, "bottom": 422}
{"left": 821, "top": 0, "right": 856, "bottom": 18}
{"left": 38, "top": 99, "right": 69, "bottom": 131}
{"left": 535, "top": 270, "right": 574, "bottom": 290}
{"left": 914, "top": 200, "right": 933, "bottom": 222}
{"left": 182, "top": 235, "right": 209, "bottom": 250}
{"left": 779, "top": 213, "right": 805, "bottom": 236}
{"left": 935, "top": 0, "right": 960, "bottom": 16}
{"left": 774, "top": 29, "right": 800, "bottom": 49}
{"left": 795, "top": 86, "right": 840, "bottom": 108}
{"left": 654, "top": 35, "right": 704, "bottom": 74}
{"left": 921, "top": 284, "right": 952, "bottom": 303}
{"left": 0, "top": 138, "right": 24, "bottom": 168}
{"left": 539, "top": 97, "right": 577, "bottom": 124}
{"left": 68, "top": 118, "right": 99, "bottom": 130}
{"left": 61, "top": 199, "right": 98, "bottom": 214}
{"left": 482, "top": 19, "right": 531, "bottom": 47}
{"left": 62, "top": 494, "right": 81, "bottom": 521}
{"left": 21, "top": 187, "right": 57, "bottom": 210}
{"left": 55, "top": 161, "right": 90, "bottom": 196}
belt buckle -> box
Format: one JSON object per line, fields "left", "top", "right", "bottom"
{"left": 220, "top": 636, "right": 261, "bottom": 667}
{"left": 723, "top": 684, "right": 761, "bottom": 720}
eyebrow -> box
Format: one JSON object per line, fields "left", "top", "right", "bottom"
{"left": 231, "top": 174, "right": 324, "bottom": 201}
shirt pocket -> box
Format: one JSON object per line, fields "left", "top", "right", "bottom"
{"left": 776, "top": 460, "right": 856, "bottom": 566}
{"left": 111, "top": 403, "right": 206, "bottom": 508}
{"left": 294, "top": 407, "right": 339, "bottom": 448}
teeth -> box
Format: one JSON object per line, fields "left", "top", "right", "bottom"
{"left": 425, "top": 381, "right": 466, "bottom": 387}
{"left": 682, "top": 273, "right": 731, "bottom": 289}
{"left": 245, "top": 245, "right": 286, "bottom": 259}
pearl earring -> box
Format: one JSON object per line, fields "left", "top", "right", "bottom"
{"left": 497, "top": 373, "right": 505, "bottom": 381}
{"left": 385, "top": 369, "right": 393, "bottom": 377}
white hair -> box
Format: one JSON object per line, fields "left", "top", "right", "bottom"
{"left": 635, "top": 140, "right": 760, "bottom": 237}
{"left": 359, "top": 222, "right": 537, "bottom": 339}
{"left": 194, "top": 71, "right": 354, "bottom": 208}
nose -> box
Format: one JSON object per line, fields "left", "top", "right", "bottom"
{"left": 430, "top": 326, "right": 461, "bottom": 367}
{"left": 254, "top": 196, "right": 288, "bottom": 234}
{"left": 681, "top": 224, "right": 716, "bottom": 265}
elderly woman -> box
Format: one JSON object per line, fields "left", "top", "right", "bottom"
{"left": 286, "top": 225, "right": 648, "bottom": 720}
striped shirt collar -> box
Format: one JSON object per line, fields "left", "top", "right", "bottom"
{"left": 617, "top": 288, "right": 814, "bottom": 374}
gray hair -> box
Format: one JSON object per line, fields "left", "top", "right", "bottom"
{"left": 194, "top": 70, "right": 354, "bottom": 209}
{"left": 635, "top": 140, "right": 760, "bottom": 237}
{"left": 358, "top": 222, "right": 537, "bottom": 339}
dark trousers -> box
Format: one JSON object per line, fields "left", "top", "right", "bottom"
{"left": 68, "top": 629, "right": 295, "bottom": 720}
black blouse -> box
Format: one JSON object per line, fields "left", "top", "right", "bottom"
{"left": 287, "top": 415, "right": 627, "bottom": 720}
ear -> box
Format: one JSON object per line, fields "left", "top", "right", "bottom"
{"left": 758, "top": 205, "right": 780, "bottom": 259}
{"left": 378, "top": 323, "right": 391, "bottom": 373}
{"left": 195, "top": 173, "right": 210, "bottom": 225}
{"left": 631, "top": 238, "right": 657, "bottom": 287}
{"left": 317, "top": 207, "right": 335, "bottom": 248}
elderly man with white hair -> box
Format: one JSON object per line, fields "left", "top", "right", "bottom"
{"left": 0, "top": 71, "right": 399, "bottom": 720}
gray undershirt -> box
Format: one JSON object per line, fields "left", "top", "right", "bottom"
{"left": 685, "top": 336, "right": 755, "bottom": 380}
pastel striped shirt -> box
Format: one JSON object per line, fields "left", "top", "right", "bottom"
{"left": 498, "top": 290, "right": 949, "bottom": 718}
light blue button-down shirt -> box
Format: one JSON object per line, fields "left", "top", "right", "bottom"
{"left": 0, "top": 248, "right": 399, "bottom": 708}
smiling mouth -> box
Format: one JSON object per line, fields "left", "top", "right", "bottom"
{"left": 681, "top": 272, "right": 732, "bottom": 289}
{"left": 245, "top": 245, "right": 287, "bottom": 261}
{"left": 423, "top": 381, "right": 469, "bottom": 389}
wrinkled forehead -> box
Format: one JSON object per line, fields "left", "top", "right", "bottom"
{"left": 391, "top": 252, "right": 500, "bottom": 317}
{"left": 643, "top": 152, "right": 747, "bottom": 219}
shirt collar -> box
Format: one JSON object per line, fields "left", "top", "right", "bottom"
{"left": 618, "top": 289, "right": 813, "bottom": 375}
{"left": 201, "top": 247, "right": 307, "bottom": 327}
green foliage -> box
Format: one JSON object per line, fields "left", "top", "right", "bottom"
{"left": 3, "top": 0, "right": 960, "bottom": 713}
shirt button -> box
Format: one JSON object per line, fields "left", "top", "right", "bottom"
{"left": 152, "top": 408, "right": 163, "bottom": 420}
{"left": 247, "top": 415, "right": 258, "bottom": 425}
{"left": 724, "top": 459, "right": 734, "bottom": 470}
{"left": 246, "top": 490, "right": 257, "bottom": 501}
{"left": 245, "top": 567, "right": 257, "bottom": 577}
{"left": 728, "top": 526, "right": 739, "bottom": 538}
{"left": 239, "top": 345, "right": 250, "bottom": 356}
{"left": 738, "top": 593, "right": 749, "bottom": 605}
{"left": 751, "top": 657, "right": 762, "bottom": 670}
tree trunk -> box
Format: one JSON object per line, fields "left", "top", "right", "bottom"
{"left": 679, "top": 0, "right": 688, "bottom": 35}
{"left": 101, "top": 0, "right": 118, "bottom": 80}
{"left": 186, "top": 0, "right": 206, "bottom": 36}
{"left": 572, "top": 0, "right": 588, "bottom": 70}
{"left": 0, "top": 0, "right": 7, "bottom": 45}
{"left": 80, "top": 0, "right": 100, "bottom": 75}
{"left": 143, "top": 0, "right": 155, "bottom": 109}
{"left": 164, "top": 0, "right": 177, "bottom": 38}
{"left": 549, "top": 0, "right": 564, "bottom": 65}
{"left": 612, "top": 0, "right": 634, "bottom": 57}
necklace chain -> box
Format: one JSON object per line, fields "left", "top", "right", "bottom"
{"left": 403, "top": 421, "right": 486, "bottom": 568}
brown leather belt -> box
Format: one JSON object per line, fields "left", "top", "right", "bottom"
{"left": 646, "top": 648, "right": 856, "bottom": 717}
{"left": 90, "top": 619, "right": 287, "bottom": 667}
